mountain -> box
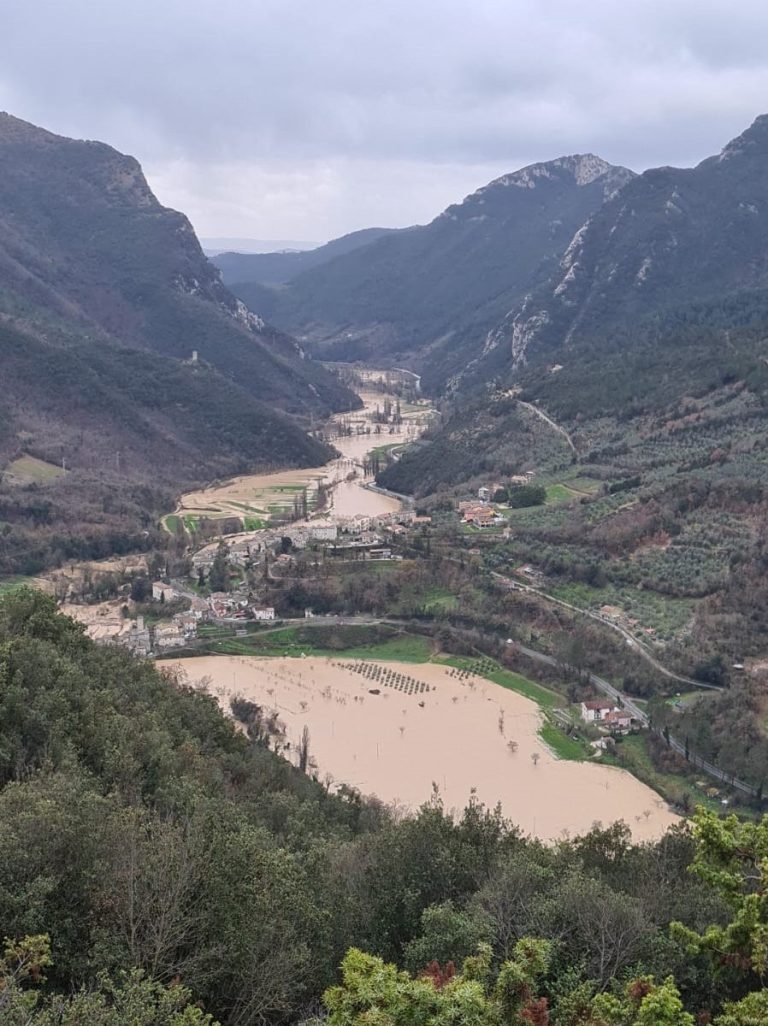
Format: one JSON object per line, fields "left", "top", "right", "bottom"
{"left": 380, "top": 116, "right": 768, "bottom": 701}
{"left": 0, "top": 113, "right": 354, "bottom": 573}
{"left": 0, "top": 112, "right": 355, "bottom": 416}
{"left": 263, "top": 155, "right": 634, "bottom": 391}
{"left": 214, "top": 227, "right": 399, "bottom": 286}
{"left": 486, "top": 114, "right": 768, "bottom": 376}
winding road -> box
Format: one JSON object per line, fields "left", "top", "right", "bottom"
{"left": 517, "top": 400, "right": 578, "bottom": 455}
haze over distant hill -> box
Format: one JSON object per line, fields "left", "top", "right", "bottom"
{"left": 256, "top": 155, "right": 634, "bottom": 391}
{"left": 213, "top": 227, "right": 400, "bottom": 286}
{"left": 0, "top": 113, "right": 355, "bottom": 573}
{"left": 201, "top": 237, "right": 318, "bottom": 255}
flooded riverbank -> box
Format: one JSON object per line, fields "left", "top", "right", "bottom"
{"left": 164, "top": 654, "right": 680, "bottom": 842}
{"left": 167, "top": 377, "right": 433, "bottom": 531}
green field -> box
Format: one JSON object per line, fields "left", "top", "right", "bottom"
{"left": 421, "top": 586, "right": 459, "bottom": 612}
{"left": 5, "top": 454, "right": 66, "bottom": 485}
{"left": 545, "top": 483, "right": 578, "bottom": 503}
{"left": 437, "top": 656, "right": 562, "bottom": 708}
{"left": 207, "top": 629, "right": 435, "bottom": 662}
{"left": 603, "top": 735, "right": 725, "bottom": 813}
{"left": 538, "top": 721, "right": 591, "bottom": 760}
{"left": 0, "top": 576, "right": 34, "bottom": 595}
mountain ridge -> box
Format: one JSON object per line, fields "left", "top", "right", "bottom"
{"left": 0, "top": 112, "right": 356, "bottom": 415}
{"left": 0, "top": 112, "right": 352, "bottom": 573}
{"left": 214, "top": 226, "right": 401, "bottom": 286}
{"left": 261, "top": 152, "right": 634, "bottom": 390}
{"left": 482, "top": 114, "right": 768, "bottom": 378}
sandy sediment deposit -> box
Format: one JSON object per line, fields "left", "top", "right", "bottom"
{"left": 163, "top": 655, "right": 679, "bottom": 842}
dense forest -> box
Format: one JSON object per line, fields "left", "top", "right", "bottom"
{"left": 1, "top": 588, "right": 768, "bottom": 1024}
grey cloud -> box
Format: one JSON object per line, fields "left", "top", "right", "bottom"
{"left": 1, "top": 0, "right": 767, "bottom": 237}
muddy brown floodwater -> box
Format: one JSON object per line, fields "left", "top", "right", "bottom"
{"left": 172, "top": 386, "right": 432, "bottom": 527}
{"left": 163, "top": 655, "right": 680, "bottom": 843}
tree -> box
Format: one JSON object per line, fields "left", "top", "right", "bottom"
{"left": 508, "top": 485, "right": 547, "bottom": 508}
{"left": 0, "top": 934, "right": 220, "bottom": 1025}
{"left": 130, "top": 575, "right": 152, "bottom": 603}
{"left": 589, "top": 976, "right": 695, "bottom": 1026}
{"left": 672, "top": 809, "right": 768, "bottom": 982}
{"left": 403, "top": 901, "right": 491, "bottom": 975}
{"left": 323, "top": 939, "right": 552, "bottom": 1026}
{"left": 714, "top": 990, "right": 768, "bottom": 1025}
{"left": 298, "top": 725, "right": 311, "bottom": 773}
{"left": 208, "top": 542, "right": 230, "bottom": 593}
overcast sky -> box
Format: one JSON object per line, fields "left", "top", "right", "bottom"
{"left": 2, "top": 0, "right": 768, "bottom": 243}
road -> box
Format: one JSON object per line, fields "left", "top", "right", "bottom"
{"left": 513, "top": 640, "right": 755, "bottom": 797}
{"left": 517, "top": 400, "right": 577, "bottom": 454}
{"left": 491, "top": 572, "right": 722, "bottom": 692}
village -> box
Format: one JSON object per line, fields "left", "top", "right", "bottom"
{"left": 60, "top": 505, "right": 432, "bottom": 658}
{"left": 455, "top": 475, "right": 540, "bottom": 527}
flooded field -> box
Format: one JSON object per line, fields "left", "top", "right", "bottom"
{"left": 168, "top": 383, "right": 432, "bottom": 529}
{"left": 164, "top": 654, "right": 680, "bottom": 842}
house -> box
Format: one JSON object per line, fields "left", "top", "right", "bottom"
{"left": 208, "top": 592, "right": 235, "bottom": 619}
{"left": 368, "top": 547, "right": 392, "bottom": 560}
{"left": 604, "top": 709, "right": 633, "bottom": 733}
{"left": 188, "top": 596, "right": 208, "bottom": 619}
{"left": 464, "top": 505, "right": 495, "bottom": 526}
{"left": 308, "top": 523, "right": 338, "bottom": 542}
{"left": 580, "top": 700, "right": 615, "bottom": 723}
{"left": 173, "top": 612, "right": 199, "bottom": 637}
{"left": 251, "top": 606, "right": 276, "bottom": 621}
{"left": 152, "top": 582, "right": 178, "bottom": 602}
{"left": 478, "top": 486, "right": 491, "bottom": 502}
{"left": 154, "top": 625, "right": 186, "bottom": 651}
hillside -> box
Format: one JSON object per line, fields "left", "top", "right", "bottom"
{"left": 213, "top": 226, "right": 398, "bottom": 286}
{"left": 0, "top": 319, "right": 334, "bottom": 574}
{"left": 264, "top": 155, "right": 634, "bottom": 390}
{"left": 484, "top": 114, "right": 768, "bottom": 376}
{"left": 0, "top": 113, "right": 355, "bottom": 573}
{"left": 0, "top": 112, "right": 356, "bottom": 416}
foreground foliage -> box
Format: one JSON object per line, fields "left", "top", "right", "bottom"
{"left": 1, "top": 589, "right": 768, "bottom": 1024}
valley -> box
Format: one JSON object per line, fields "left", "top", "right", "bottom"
{"left": 165, "top": 375, "right": 431, "bottom": 533}
{"left": 3, "top": 87, "right": 768, "bottom": 1026}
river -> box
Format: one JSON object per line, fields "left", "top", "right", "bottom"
{"left": 170, "top": 376, "right": 433, "bottom": 530}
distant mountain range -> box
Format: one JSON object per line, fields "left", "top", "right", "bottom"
{"left": 201, "top": 238, "right": 318, "bottom": 255}
{"left": 213, "top": 228, "right": 398, "bottom": 285}
{"left": 0, "top": 113, "right": 357, "bottom": 573}
{"left": 232, "top": 156, "right": 634, "bottom": 391}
